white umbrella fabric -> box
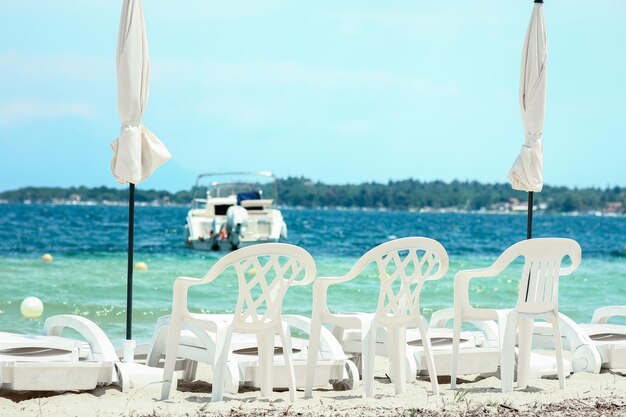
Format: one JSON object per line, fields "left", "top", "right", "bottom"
{"left": 111, "top": 0, "right": 171, "bottom": 184}
{"left": 507, "top": 0, "right": 547, "bottom": 238}
{"left": 111, "top": 0, "right": 171, "bottom": 360}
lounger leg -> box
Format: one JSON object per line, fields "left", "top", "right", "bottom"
{"left": 279, "top": 321, "right": 297, "bottom": 402}
{"left": 516, "top": 318, "right": 533, "bottom": 390}
{"left": 450, "top": 309, "right": 462, "bottom": 390}
{"left": 161, "top": 321, "right": 182, "bottom": 400}
{"left": 258, "top": 332, "right": 274, "bottom": 398}
{"left": 304, "top": 314, "right": 322, "bottom": 398}
{"left": 550, "top": 313, "right": 566, "bottom": 389}
{"left": 387, "top": 326, "right": 407, "bottom": 395}
{"left": 146, "top": 320, "right": 168, "bottom": 368}
{"left": 182, "top": 360, "right": 198, "bottom": 382}
{"left": 361, "top": 321, "right": 376, "bottom": 398}
{"left": 418, "top": 320, "right": 439, "bottom": 395}
{"left": 211, "top": 323, "right": 232, "bottom": 402}
{"left": 500, "top": 311, "right": 517, "bottom": 393}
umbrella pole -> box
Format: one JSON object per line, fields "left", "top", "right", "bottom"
{"left": 524, "top": 191, "right": 534, "bottom": 302}
{"left": 124, "top": 183, "right": 136, "bottom": 362}
{"left": 526, "top": 191, "right": 534, "bottom": 239}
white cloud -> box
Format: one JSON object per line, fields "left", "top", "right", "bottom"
{"left": 153, "top": 57, "right": 460, "bottom": 96}
{"left": 0, "top": 99, "right": 98, "bottom": 127}
{"left": 0, "top": 52, "right": 111, "bottom": 84}
{"left": 195, "top": 97, "right": 281, "bottom": 128}
{"left": 322, "top": 1, "right": 522, "bottom": 42}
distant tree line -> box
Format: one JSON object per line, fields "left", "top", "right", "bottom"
{"left": 1, "top": 178, "right": 625, "bottom": 213}
{"left": 278, "top": 178, "right": 626, "bottom": 213}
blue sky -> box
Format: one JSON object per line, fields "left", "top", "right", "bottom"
{"left": 0, "top": 0, "right": 624, "bottom": 192}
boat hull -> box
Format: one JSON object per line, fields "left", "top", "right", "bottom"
{"left": 185, "top": 208, "right": 286, "bottom": 251}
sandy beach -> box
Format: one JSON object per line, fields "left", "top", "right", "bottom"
{"left": 2, "top": 357, "right": 625, "bottom": 417}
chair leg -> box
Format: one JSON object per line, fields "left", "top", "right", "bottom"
{"left": 211, "top": 323, "right": 233, "bottom": 402}
{"left": 304, "top": 314, "right": 322, "bottom": 398}
{"left": 551, "top": 314, "right": 566, "bottom": 389}
{"left": 361, "top": 320, "right": 376, "bottom": 398}
{"left": 500, "top": 311, "right": 517, "bottom": 393}
{"left": 160, "top": 320, "right": 182, "bottom": 400}
{"left": 450, "top": 310, "right": 462, "bottom": 390}
{"left": 516, "top": 318, "right": 533, "bottom": 390}
{"left": 387, "top": 327, "right": 407, "bottom": 395}
{"left": 417, "top": 320, "right": 439, "bottom": 395}
{"left": 257, "top": 332, "right": 275, "bottom": 398}
{"left": 279, "top": 321, "right": 297, "bottom": 402}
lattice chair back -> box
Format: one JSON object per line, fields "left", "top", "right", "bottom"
{"left": 347, "top": 237, "right": 448, "bottom": 321}
{"left": 223, "top": 244, "right": 317, "bottom": 331}
{"left": 508, "top": 238, "right": 581, "bottom": 314}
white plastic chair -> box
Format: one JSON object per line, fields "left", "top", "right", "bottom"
{"left": 304, "top": 237, "right": 448, "bottom": 398}
{"left": 160, "top": 243, "right": 316, "bottom": 402}
{"left": 451, "top": 238, "right": 582, "bottom": 393}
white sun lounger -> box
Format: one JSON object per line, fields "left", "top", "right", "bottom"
{"left": 146, "top": 314, "right": 358, "bottom": 394}
{"left": 0, "top": 315, "right": 163, "bottom": 392}
{"left": 532, "top": 306, "right": 626, "bottom": 374}
{"left": 333, "top": 308, "right": 501, "bottom": 382}
{"left": 334, "top": 305, "right": 572, "bottom": 384}
{"left": 428, "top": 309, "right": 572, "bottom": 380}
{"left": 585, "top": 306, "right": 626, "bottom": 369}
{"left": 0, "top": 315, "right": 118, "bottom": 391}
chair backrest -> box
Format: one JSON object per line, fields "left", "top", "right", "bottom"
{"left": 501, "top": 238, "right": 581, "bottom": 314}
{"left": 349, "top": 237, "right": 448, "bottom": 319}
{"left": 214, "top": 243, "right": 317, "bottom": 330}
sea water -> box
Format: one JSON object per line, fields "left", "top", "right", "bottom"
{"left": 0, "top": 204, "right": 624, "bottom": 347}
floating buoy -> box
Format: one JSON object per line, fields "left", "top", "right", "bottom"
{"left": 135, "top": 261, "right": 148, "bottom": 271}
{"left": 21, "top": 296, "right": 44, "bottom": 318}
{"left": 41, "top": 253, "right": 53, "bottom": 262}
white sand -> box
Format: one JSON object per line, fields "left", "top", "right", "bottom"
{"left": 1, "top": 358, "right": 625, "bottom": 417}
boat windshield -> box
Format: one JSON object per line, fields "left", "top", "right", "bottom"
{"left": 192, "top": 172, "right": 278, "bottom": 203}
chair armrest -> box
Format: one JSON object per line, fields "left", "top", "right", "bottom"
{"left": 591, "top": 306, "right": 626, "bottom": 324}
{"left": 315, "top": 275, "right": 353, "bottom": 287}
{"left": 312, "top": 276, "right": 354, "bottom": 319}
{"left": 170, "top": 277, "right": 205, "bottom": 315}
{"left": 172, "top": 276, "right": 203, "bottom": 293}
{"left": 454, "top": 259, "right": 515, "bottom": 318}
{"left": 454, "top": 267, "right": 499, "bottom": 299}
{"left": 454, "top": 249, "right": 519, "bottom": 297}
{"left": 174, "top": 276, "right": 202, "bottom": 285}
{"left": 559, "top": 257, "right": 581, "bottom": 276}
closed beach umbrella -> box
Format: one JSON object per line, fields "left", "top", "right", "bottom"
{"left": 507, "top": 0, "right": 547, "bottom": 239}
{"left": 111, "top": 0, "right": 171, "bottom": 358}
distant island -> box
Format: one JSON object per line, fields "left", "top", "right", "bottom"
{"left": 0, "top": 177, "right": 624, "bottom": 215}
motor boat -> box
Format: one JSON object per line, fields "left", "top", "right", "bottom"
{"left": 184, "top": 172, "right": 287, "bottom": 251}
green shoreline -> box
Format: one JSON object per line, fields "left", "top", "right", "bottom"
{"left": 1, "top": 177, "right": 625, "bottom": 214}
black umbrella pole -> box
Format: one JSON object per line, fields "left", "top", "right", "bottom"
{"left": 527, "top": 191, "right": 534, "bottom": 239}
{"left": 126, "top": 183, "right": 135, "bottom": 341}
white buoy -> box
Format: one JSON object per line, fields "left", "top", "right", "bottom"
{"left": 135, "top": 261, "right": 148, "bottom": 271}
{"left": 21, "top": 296, "right": 44, "bottom": 319}
{"left": 41, "top": 253, "right": 53, "bottom": 262}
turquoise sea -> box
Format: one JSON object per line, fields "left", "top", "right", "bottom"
{"left": 1, "top": 204, "right": 625, "bottom": 348}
